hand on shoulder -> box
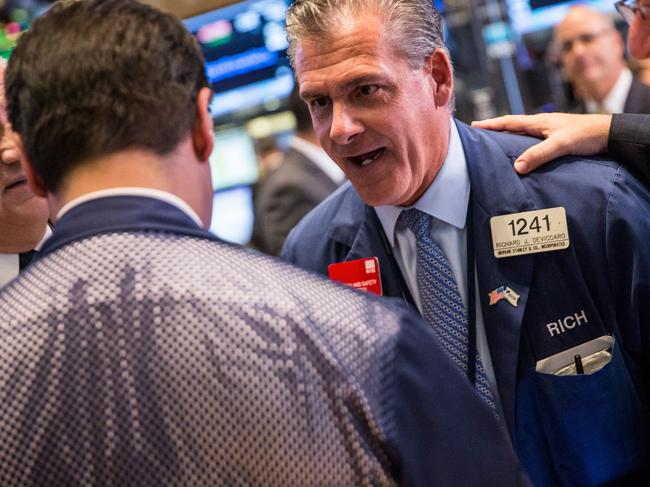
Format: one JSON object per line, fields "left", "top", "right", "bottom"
{"left": 472, "top": 113, "right": 612, "bottom": 174}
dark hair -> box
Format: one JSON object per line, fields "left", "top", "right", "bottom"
{"left": 6, "top": 0, "right": 209, "bottom": 192}
{"left": 288, "top": 83, "right": 312, "bottom": 134}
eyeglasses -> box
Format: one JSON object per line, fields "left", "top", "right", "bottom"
{"left": 558, "top": 29, "right": 611, "bottom": 54}
{"left": 615, "top": 0, "right": 650, "bottom": 25}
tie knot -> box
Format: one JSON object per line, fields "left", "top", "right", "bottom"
{"left": 398, "top": 208, "right": 431, "bottom": 239}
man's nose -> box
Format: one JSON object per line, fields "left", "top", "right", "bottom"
{"left": 329, "top": 103, "right": 364, "bottom": 145}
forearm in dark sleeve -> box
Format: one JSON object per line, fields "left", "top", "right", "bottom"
{"left": 607, "top": 114, "right": 650, "bottom": 188}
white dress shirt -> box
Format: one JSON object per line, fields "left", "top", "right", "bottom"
{"left": 0, "top": 225, "right": 53, "bottom": 287}
{"left": 375, "top": 120, "right": 501, "bottom": 405}
{"left": 585, "top": 68, "right": 633, "bottom": 115}
{"left": 289, "top": 136, "right": 346, "bottom": 185}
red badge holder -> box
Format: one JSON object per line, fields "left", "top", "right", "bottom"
{"left": 328, "top": 257, "right": 383, "bottom": 296}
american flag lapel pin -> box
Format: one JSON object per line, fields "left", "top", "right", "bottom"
{"left": 489, "top": 286, "right": 507, "bottom": 306}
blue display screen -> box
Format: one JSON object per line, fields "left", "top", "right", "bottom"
{"left": 184, "top": 0, "right": 293, "bottom": 118}
{"left": 210, "top": 127, "right": 259, "bottom": 191}
{"left": 209, "top": 186, "right": 255, "bottom": 245}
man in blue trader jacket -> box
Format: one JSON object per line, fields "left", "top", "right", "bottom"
{"left": 0, "top": 0, "right": 528, "bottom": 485}
{"left": 282, "top": 0, "right": 650, "bottom": 485}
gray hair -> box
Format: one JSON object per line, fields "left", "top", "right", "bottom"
{"left": 285, "top": 0, "right": 449, "bottom": 70}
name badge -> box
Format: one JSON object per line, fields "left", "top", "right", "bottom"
{"left": 328, "top": 257, "right": 383, "bottom": 296}
{"left": 490, "top": 207, "right": 570, "bottom": 258}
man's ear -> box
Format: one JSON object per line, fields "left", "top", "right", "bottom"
{"left": 426, "top": 50, "right": 454, "bottom": 109}
{"left": 15, "top": 134, "right": 47, "bottom": 198}
{"left": 191, "top": 87, "right": 214, "bottom": 162}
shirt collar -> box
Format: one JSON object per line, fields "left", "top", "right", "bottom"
{"left": 289, "top": 135, "right": 346, "bottom": 185}
{"left": 56, "top": 187, "right": 204, "bottom": 228}
{"left": 375, "top": 119, "right": 470, "bottom": 247}
{"left": 585, "top": 68, "right": 633, "bottom": 114}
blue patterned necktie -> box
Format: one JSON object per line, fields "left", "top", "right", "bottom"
{"left": 398, "top": 208, "right": 496, "bottom": 410}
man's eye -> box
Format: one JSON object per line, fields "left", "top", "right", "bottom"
{"left": 311, "top": 97, "right": 330, "bottom": 108}
{"left": 359, "top": 85, "right": 378, "bottom": 96}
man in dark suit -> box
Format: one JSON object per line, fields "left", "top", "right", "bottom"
{"left": 0, "top": 1, "right": 527, "bottom": 485}
{"left": 254, "top": 86, "right": 343, "bottom": 255}
{"left": 281, "top": 0, "right": 650, "bottom": 485}
{"left": 0, "top": 59, "right": 49, "bottom": 287}
{"left": 553, "top": 5, "right": 650, "bottom": 115}
{"left": 474, "top": 0, "right": 650, "bottom": 182}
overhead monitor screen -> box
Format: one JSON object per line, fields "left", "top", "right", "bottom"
{"left": 209, "top": 186, "right": 255, "bottom": 245}
{"left": 507, "top": 0, "right": 616, "bottom": 35}
{"left": 184, "top": 0, "right": 293, "bottom": 118}
{"left": 210, "top": 127, "right": 259, "bottom": 191}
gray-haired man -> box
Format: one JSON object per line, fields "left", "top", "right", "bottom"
{"left": 281, "top": 1, "right": 650, "bottom": 485}
{"left": 0, "top": 0, "right": 526, "bottom": 485}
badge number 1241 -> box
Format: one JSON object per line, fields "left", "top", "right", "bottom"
{"left": 490, "top": 207, "right": 570, "bottom": 258}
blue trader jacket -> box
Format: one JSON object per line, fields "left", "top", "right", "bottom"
{"left": 282, "top": 121, "right": 650, "bottom": 486}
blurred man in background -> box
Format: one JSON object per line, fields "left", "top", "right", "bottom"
{"left": 254, "top": 85, "right": 344, "bottom": 255}
{"left": 0, "top": 59, "right": 49, "bottom": 287}
{"left": 475, "top": 0, "right": 650, "bottom": 182}
{"left": 554, "top": 5, "right": 650, "bottom": 114}
{"left": 0, "top": 1, "right": 526, "bottom": 485}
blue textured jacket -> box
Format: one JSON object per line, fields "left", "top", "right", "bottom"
{"left": 0, "top": 195, "right": 527, "bottom": 486}
{"left": 282, "top": 121, "right": 650, "bottom": 486}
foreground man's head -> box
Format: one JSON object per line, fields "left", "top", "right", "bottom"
{"left": 7, "top": 0, "right": 215, "bottom": 226}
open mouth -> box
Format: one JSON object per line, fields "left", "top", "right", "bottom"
{"left": 4, "top": 177, "right": 27, "bottom": 191}
{"left": 348, "top": 148, "right": 385, "bottom": 167}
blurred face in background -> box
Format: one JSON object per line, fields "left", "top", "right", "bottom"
{"left": 555, "top": 6, "right": 625, "bottom": 102}
{"left": 0, "top": 61, "right": 49, "bottom": 252}
{"left": 628, "top": 3, "right": 650, "bottom": 59}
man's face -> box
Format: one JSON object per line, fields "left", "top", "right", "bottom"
{"left": 628, "top": 4, "right": 650, "bottom": 59}
{"left": 0, "top": 91, "right": 49, "bottom": 251}
{"left": 555, "top": 11, "right": 624, "bottom": 98}
{"left": 294, "top": 12, "right": 452, "bottom": 207}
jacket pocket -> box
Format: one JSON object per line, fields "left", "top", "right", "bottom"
{"left": 530, "top": 338, "right": 648, "bottom": 486}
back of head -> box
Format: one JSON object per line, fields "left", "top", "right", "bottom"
{"left": 286, "top": 0, "right": 448, "bottom": 70}
{"left": 5, "top": 0, "right": 208, "bottom": 193}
